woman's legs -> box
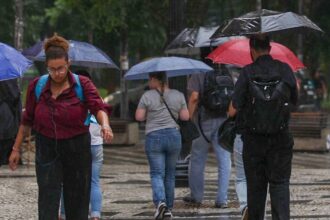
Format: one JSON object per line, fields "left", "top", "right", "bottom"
{"left": 90, "top": 145, "right": 103, "bottom": 218}
{"left": 35, "top": 134, "right": 62, "bottom": 220}
{"left": 62, "top": 133, "right": 91, "bottom": 220}
{"left": 164, "top": 131, "right": 181, "bottom": 209}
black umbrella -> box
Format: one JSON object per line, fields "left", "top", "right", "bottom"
{"left": 165, "top": 26, "right": 243, "bottom": 55}
{"left": 211, "top": 9, "right": 323, "bottom": 38}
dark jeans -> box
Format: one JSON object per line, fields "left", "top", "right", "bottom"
{"left": 0, "top": 138, "right": 14, "bottom": 165}
{"left": 242, "top": 132, "right": 293, "bottom": 220}
{"left": 35, "top": 133, "right": 91, "bottom": 220}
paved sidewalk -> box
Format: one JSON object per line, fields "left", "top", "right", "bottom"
{"left": 1, "top": 145, "right": 330, "bottom": 219}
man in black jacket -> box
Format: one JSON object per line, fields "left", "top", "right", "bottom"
{"left": 0, "top": 79, "right": 21, "bottom": 165}
{"left": 231, "top": 35, "right": 298, "bottom": 220}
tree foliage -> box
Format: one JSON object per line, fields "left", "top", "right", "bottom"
{"left": 1, "top": 0, "right": 329, "bottom": 85}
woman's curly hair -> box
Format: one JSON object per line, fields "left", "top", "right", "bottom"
{"left": 44, "top": 33, "right": 69, "bottom": 62}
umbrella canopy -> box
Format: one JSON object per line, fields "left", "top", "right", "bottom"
{"left": 124, "top": 56, "right": 213, "bottom": 80}
{"left": 165, "top": 26, "right": 244, "bottom": 55}
{"left": 211, "top": 9, "right": 323, "bottom": 38}
{"left": 0, "top": 43, "right": 32, "bottom": 81}
{"left": 207, "top": 39, "right": 305, "bottom": 72}
{"left": 22, "top": 40, "right": 119, "bottom": 69}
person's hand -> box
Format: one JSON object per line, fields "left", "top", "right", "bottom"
{"left": 101, "top": 125, "right": 114, "bottom": 143}
{"left": 9, "top": 149, "right": 20, "bottom": 171}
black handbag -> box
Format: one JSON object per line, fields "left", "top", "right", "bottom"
{"left": 156, "top": 90, "right": 200, "bottom": 143}
{"left": 218, "top": 117, "right": 237, "bottom": 153}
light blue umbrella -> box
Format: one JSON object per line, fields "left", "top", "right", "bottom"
{"left": 0, "top": 43, "right": 33, "bottom": 81}
{"left": 125, "top": 56, "right": 213, "bottom": 80}
{"left": 22, "top": 40, "right": 119, "bottom": 69}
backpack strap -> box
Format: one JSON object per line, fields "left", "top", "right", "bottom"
{"left": 72, "top": 74, "right": 91, "bottom": 126}
{"left": 35, "top": 73, "right": 91, "bottom": 126}
{"left": 72, "top": 73, "right": 84, "bottom": 101}
{"left": 35, "top": 75, "right": 49, "bottom": 101}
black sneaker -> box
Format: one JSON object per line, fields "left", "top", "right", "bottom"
{"left": 182, "top": 195, "right": 202, "bottom": 206}
{"left": 154, "top": 202, "right": 166, "bottom": 220}
{"left": 163, "top": 208, "right": 173, "bottom": 220}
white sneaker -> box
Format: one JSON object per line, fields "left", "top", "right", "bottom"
{"left": 154, "top": 202, "right": 166, "bottom": 220}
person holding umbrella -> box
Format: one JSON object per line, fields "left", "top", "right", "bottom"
{"left": 8, "top": 34, "right": 113, "bottom": 220}
{"left": 135, "top": 71, "right": 189, "bottom": 220}
{"left": 231, "top": 35, "right": 298, "bottom": 220}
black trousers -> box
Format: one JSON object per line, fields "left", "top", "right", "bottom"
{"left": 242, "top": 132, "right": 293, "bottom": 220}
{"left": 0, "top": 138, "right": 15, "bottom": 165}
{"left": 35, "top": 133, "right": 91, "bottom": 220}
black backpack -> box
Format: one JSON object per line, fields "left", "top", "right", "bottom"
{"left": 245, "top": 64, "right": 291, "bottom": 134}
{"left": 200, "top": 70, "right": 234, "bottom": 115}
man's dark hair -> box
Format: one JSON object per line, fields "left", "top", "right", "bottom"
{"left": 149, "top": 71, "right": 167, "bottom": 84}
{"left": 249, "top": 35, "right": 271, "bottom": 51}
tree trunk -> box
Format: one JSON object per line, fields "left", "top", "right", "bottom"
{"left": 256, "top": 0, "right": 262, "bottom": 10}
{"left": 168, "top": 0, "right": 188, "bottom": 97}
{"left": 120, "top": 29, "right": 129, "bottom": 120}
{"left": 168, "top": 0, "right": 186, "bottom": 43}
{"left": 14, "top": 0, "right": 24, "bottom": 50}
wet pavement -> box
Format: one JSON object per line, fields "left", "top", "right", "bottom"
{"left": 1, "top": 143, "right": 330, "bottom": 219}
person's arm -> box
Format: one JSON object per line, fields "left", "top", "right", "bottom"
{"left": 9, "top": 125, "right": 31, "bottom": 170}
{"left": 135, "top": 108, "right": 146, "bottom": 121}
{"left": 227, "top": 101, "right": 237, "bottom": 118}
{"left": 188, "top": 91, "right": 199, "bottom": 119}
{"left": 96, "top": 110, "right": 113, "bottom": 143}
{"left": 179, "top": 95, "right": 189, "bottom": 121}
{"left": 322, "top": 80, "right": 328, "bottom": 100}
{"left": 179, "top": 109, "right": 190, "bottom": 121}
{"left": 80, "top": 77, "right": 113, "bottom": 143}
{"left": 135, "top": 93, "right": 148, "bottom": 121}
{"left": 232, "top": 68, "right": 249, "bottom": 110}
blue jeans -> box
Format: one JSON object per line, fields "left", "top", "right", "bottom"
{"left": 233, "top": 134, "right": 247, "bottom": 212}
{"left": 60, "top": 145, "right": 103, "bottom": 219}
{"left": 145, "top": 128, "right": 181, "bottom": 209}
{"left": 188, "top": 118, "right": 231, "bottom": 204}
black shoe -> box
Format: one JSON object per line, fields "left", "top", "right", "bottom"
{"left": 163, "top": 208, "right": 173, "bottom": 220}
{"left": 154, "top": 202, "right": 166, "bottom": 220}
{"left": 182, "top": 195, "right": 202, "bottom": 206}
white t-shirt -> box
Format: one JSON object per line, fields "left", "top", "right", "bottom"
{"left": 89, "top": 122, "right": 103, "bottom": 146}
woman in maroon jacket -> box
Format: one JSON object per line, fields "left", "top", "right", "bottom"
{"left": 9, "top": 34, "right": 113, "bottom": 220}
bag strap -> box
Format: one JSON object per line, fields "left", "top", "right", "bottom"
{"left": 73, "top": 73, "right": 84, "bottom": 101}
{"left": 35, "top": 74, "right": 49, "bottom": 101}
{"left": 198, "top": 110, "right": 210, "bottom": 143}
{"left": 35, "top": 73, "right": 85, "bottom": 101}
{"left": 155, "top": 89, "right": 179, "bottom": 125}
{"left": 35, "top": 73, "right": 91, "bottom": 126}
